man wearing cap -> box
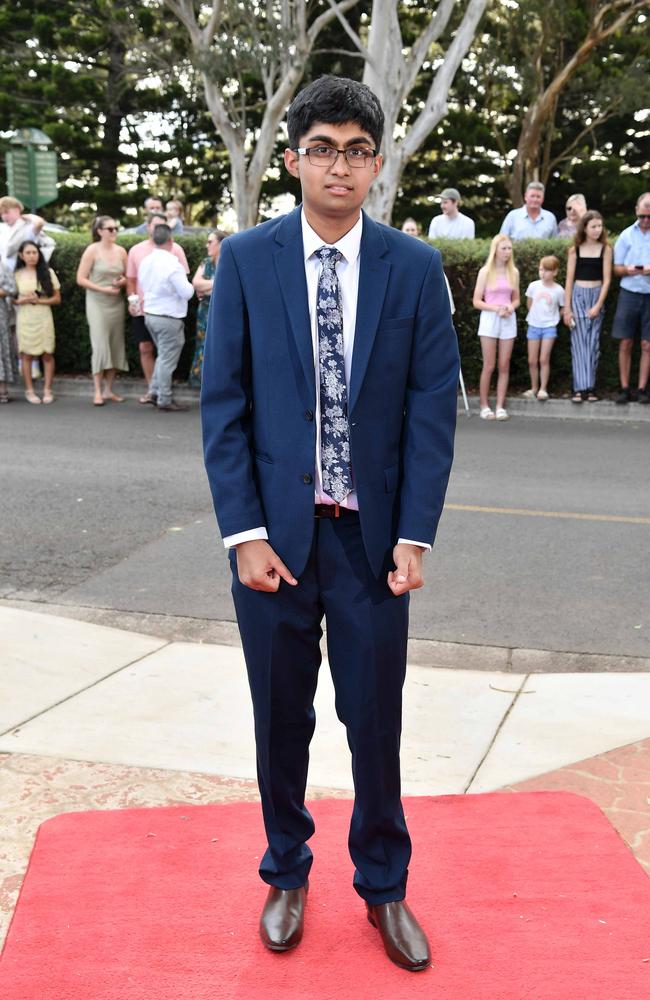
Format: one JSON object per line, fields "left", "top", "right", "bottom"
{"left": 427, "top": 188, "right": 475, "bottom": 240}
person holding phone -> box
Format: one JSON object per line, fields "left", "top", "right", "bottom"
{"left": 611, "top": 192, "right": 650, "bottom": 404}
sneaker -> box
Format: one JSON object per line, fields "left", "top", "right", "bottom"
{"left": 522, "top": 389, "right": 536, "bottom": 399}
{"left": 536, "top": 388, "right": 549, "bottom": 401}
{"left": 637, "top": 387, "right": 650, "bottom": 404}
{"left": 615, "top": 388, "right": 631, "bottom": 405}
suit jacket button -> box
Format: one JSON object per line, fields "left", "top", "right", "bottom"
{"left": 304, "top": 409, "right": 313, "bottom": 421}
{"left": 301, "top": 473, "right": 313, "bottom": 484}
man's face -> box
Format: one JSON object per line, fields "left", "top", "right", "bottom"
{"left": 284, "top": 120, "right": 381, "bottom": 222}
{"left": 524, "top": 187, "right": 544, "bottom": 211}
{"left": 636, "top": 198, "right": 650, "bottom": 233}
{"left": 147, "top": 214, "right": 167, "bottom": 236}
{"left": 1, "top": 206, "right": 21, "bottom": 225}
{"left": 440, "top": 198, "right": 457, "bottom": 216}
{"left": 145, "top": 198, "right": 163, "bottom": 215}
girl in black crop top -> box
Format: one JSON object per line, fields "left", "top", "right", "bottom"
{"left": 563, "top": 211, "right": 613, "bottom": 402}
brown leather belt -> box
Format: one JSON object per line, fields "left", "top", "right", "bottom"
{"left": 314, "top": 503, "right": 358, "bottom": 519}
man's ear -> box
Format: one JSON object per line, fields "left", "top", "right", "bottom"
{"left": 284, "top": 148, "right": 300, "bottom": 179}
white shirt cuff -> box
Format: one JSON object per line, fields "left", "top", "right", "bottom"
{"left": 222, "top": 527, "right": 268, "bottom": 549}
{"left": 398, "top": 538, "right": 431, "bottom": 552}
{"left": 223, "top": 530, "right": 429, "bottom": 552}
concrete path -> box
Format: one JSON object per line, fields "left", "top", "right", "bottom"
{"left": 2, "top": 605, "right": 649, "bottom": 946}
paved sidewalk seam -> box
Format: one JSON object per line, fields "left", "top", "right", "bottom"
{"left": 3, "top": 600, "right": 650, "bottom": 672}
{"left": 464, "top": 674, "right": 530, "bottom": 793}
{"left": 0, "top": 640, "right": 171, "bottom": 740}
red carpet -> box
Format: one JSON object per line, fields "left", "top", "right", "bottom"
{"left": 2, "top": 793, "right": 649, "bottom": 999}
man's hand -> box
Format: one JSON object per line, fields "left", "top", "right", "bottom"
{"left": 235, "top": 539, "right": 297, "bottom": 592}
{"left": 387, "top": 543, "right": 424, "bottom": 597}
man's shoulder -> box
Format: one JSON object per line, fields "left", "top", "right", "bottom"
{"left": 225, "top": 214, "right": 290, "bottom": 256}
{"left": 617, "top": 223, "right": 636, "bottom": 243}
{"left": 128, "top": 239, "right": 150, "bottom": 260}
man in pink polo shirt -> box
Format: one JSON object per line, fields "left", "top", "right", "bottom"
{"left": 126, "top": 212, "right": 189, "bottom": 387}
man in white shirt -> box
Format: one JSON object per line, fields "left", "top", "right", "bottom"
{"left": 0, "top": 197, "right": 46, "bottom": 272}
{"left": 138, "top": 224, "right": 194, "bottom": 411}
{"left": 427, "top": 188, "right": 475, "bottom": 239}
{"left": 500, "top": 181, "right": 558, "bottom": 240}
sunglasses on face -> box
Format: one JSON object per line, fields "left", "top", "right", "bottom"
{"left": 638, "top": 214, "right": 650, "bottom": 220}
{"left": 101, "top": 226, "right": 119, "bottom": 232}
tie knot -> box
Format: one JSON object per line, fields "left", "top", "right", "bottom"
{"left": 315, "top": 246, "right": 343, "bottom": 267}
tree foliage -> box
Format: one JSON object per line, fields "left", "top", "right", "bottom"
{"left": 1, "top": 0, "right": 649, "bottom": 234}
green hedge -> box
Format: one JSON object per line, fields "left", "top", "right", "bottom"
{"left": 47, "top": 232, "right": 629, "bottom": 392}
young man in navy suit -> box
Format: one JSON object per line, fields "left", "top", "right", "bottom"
{"left": 201, "top": 76, "right": 459, "bottom": 971}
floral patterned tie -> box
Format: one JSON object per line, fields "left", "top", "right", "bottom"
{"left": 315, "top": 246, "right": 353, "bottom": 503}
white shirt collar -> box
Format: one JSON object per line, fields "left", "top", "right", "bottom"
{"left": 301, "top": 208, "right": 363, "bottom": 265}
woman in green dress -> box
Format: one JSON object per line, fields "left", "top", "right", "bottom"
{"left": 188, "top": 230, "right": 225, "bottom": 388}
{"left": 76, "top": 216, "right": 128, "bottom": 405}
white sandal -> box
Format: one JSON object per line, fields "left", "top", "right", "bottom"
{"left": 25, "top": 391, "right": 41, "bottom": 405}
{"left": 479, "top": 407, "right": 495, "bottom": 420}
{"left": 495, "top": 407, "right": 510, "bottom": 420}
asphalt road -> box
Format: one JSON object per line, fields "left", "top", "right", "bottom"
{"left": 2, "top": 395, "right": 649, "bottom": 657}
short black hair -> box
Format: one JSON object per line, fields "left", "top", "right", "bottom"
{"left": 152, "top": 223, "right": 172, "bottom": 245}
{"left": 287, "top": 75, "right": 384, "bottom": 151}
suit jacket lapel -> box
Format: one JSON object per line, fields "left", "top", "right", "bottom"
{"left": 349, "top": 212, "right": 390, "bottom": 414}
{"left": 273, "top": 207, "right": 315, "bottom": 406}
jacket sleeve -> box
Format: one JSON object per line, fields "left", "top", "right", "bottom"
{"left": 200, "top": 238, "right": 266, "bottom": 539}
{"left": 397, "top": 250, "right": 460, "bottom": 547}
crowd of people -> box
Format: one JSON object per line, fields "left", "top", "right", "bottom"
{"left": 1, "top": 185, "right": 649, "bottom": 414}
{"left": 403, "top": 185, "right": 650, "bottom": 419}
{"left": 0, "top": 193, "right": 226, "bottom": 410}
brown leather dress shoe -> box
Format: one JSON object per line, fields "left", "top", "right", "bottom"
{"left": 259, "top": 883, "right": 308, "bottom": 952}
{"left": 366, "top": 900, "right": 431, "bottom": 971}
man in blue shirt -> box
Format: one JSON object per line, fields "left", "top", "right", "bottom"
{"left": 500, "top": 182, "right": 558, "bottom": 240}
{"left": 612, "top": 192, "right": 650, "bottom": 404}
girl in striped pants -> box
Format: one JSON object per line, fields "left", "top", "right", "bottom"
{"left": 563, "top": 211, "right": 613, "bottom": 403}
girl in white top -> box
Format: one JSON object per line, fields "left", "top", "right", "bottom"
{"left": 523, "top": 255, "right": 564, "bottom": 401}
{"left": 473, "top": 234, "right": 520, "bottom": 420}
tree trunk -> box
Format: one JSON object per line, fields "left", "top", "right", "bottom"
{"left": 97, "top": 27, "right": 125, "bottom": 215}
{"left": 505, "top": 0, "right": 650, "bottom": 203}
{"left": 362, "top": 0, "right": 488, "bottom": 224}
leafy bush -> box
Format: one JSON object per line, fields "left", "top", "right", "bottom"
{"left": 48, "top": 231, "right": 627, "bottom": 393}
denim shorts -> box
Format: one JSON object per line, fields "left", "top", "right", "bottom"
{"left": 527, "top": 325, "right": 557, "bottom": 341}
{"left": 611, "top": 288, "right": 650, "bottom": 341}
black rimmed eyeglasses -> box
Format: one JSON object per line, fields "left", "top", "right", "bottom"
{"left": 293, "top": 145, "right": 377, "bottom": 168}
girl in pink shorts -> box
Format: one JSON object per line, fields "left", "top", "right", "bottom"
{"left": 473, "top": 235, "right": 520, "bottom": 420}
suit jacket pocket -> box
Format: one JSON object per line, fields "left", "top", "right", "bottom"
{"left": 384, "top": 463, "right": 399, "bottom": 493}
{"left": 378, "top": 316, "right": 414, "bottom": 332}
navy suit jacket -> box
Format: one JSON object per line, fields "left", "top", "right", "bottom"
{"left": 201, "top": 206, "right": 459, "bottom": 579}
